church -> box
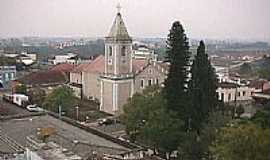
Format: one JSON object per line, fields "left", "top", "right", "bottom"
{"left": 69, "top": 8, "right": 168, "bottom": 115}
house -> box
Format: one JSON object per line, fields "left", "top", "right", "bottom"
{"left": 217, "top": 82, "right": 255, "bottom": 103}
{"left": 16, "top": 63, "right": 74, "bottom": 94}
{"left": 132, "top": 45, "right": 157, "bottom": 60}
{"left": 69, "top": 62, "right": 92, "bottom": 98}
{"left": 3, "top": 51, "right": 37, "bottom": 65}
{"left": 49, "top": 53, "right": 77, "bottom": 65}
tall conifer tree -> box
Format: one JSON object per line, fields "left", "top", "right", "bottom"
{"left": 188, "top": 41, "right": 218, "bottom": 132}
{"left": 163, "top": 21, "right": 191, "bottom": 124}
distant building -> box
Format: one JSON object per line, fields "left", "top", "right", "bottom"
{"left": 0, "top": 65, "right": 16, "bottom": 88}
{"left": 217, "top": 82, "right": 254, "bottom": 103}
{"left": 3, "top": 51, "right": 37, "bottom": 66}
{"left": 49, "top": 53, "right": 77, "bottom": 65}
{"left": 49, "top": 53, "right": 91, "bottom": 65}
{"left": 132, "top": 46, "right": 157, "bottom": 60}
{"left": 16, "top": 63, "right": 74, "bottom": 94}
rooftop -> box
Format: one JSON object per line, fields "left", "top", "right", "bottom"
{"left": 0, "top": 115, "right": 130, "bottom": 159}
{"left": 17, "top": 63, "right": 75, "bottom": 86}
{"left": 218, "top": 82, "right": 240, "bottom": 89}
{"left": 106, "top": 12, "right": 131, "bottom": 41}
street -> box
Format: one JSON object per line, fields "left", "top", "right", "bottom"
{"left": 0, "top": 96, "right": 30, "bottom": 116}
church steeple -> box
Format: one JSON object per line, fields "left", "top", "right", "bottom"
{"left": 106, "top": 4, "right": 131, "bottom": 42}
{"left": 100, "top": 3, "right": 134, "bottom": 115}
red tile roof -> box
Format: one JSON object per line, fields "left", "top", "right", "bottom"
{"left": 82, "top": 55, "right": 150, "bottom": 74}
{"left": 17, "top": 63, "right": 74, "bottom": 86}
{"left": 249, "top": 80, "right": 266, "bottom": 89}
{"left": 263, "top": 88, "right": 270, "bottom": 94}
{"left": 83, "top": 55, "right": 105, "bottom": 73}
{"left": 132, "top": 59, "right": 148, "bottom": 73}
{"left": 51, "top": 63, "right": 75, "bottom": 73}
{"left": 71, "top": 63, "right": 91, "bottom": 73}
{"left": 17, "top": 70, "right": 68, "bottom": 86}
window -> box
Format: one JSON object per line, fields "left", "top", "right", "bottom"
{"left": 238, "top": 92, "right": 241, "bottom": 97}
{"left": 109, "top": 46, "right": 113, "bottom": 56}
{"left": 228, "top": 93, "right": 231, "bottom": 101}
{"left": 108, "top": 59, "right": 112, "bottom": 65}
{"left": 156, "top": 78, "right": 159, "bottom": 84}
{"left": 243, "top": 91, "right": 246, "bottom": 96}
{"left": 121, "top": 46, "right": 126, "bottom": 56}
{"left": 221, "top": 93, "right": 224, "bottom": 101}
{"left": 140, "top": 79, "right": 144, "bottom": 88}
{"left": 148, "top": 79, "right": 152, "bottom": 86}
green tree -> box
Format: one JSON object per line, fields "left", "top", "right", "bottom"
{"left": 235, "top": 105, "right": 245, "bottom": 118}
{"left": 258, "top": 68, "right": 270, "bottom": 80}
{"left": 15, "top": 84, "right": 27, "bottom": 94}
{"left": 252, "top": 103, "right": 270, "bottom": 129}
{"left": 188, "top": 41, "right": 218, "bottom": 133}
{"left": 27, "top": 87, "right": 46, "bottom": 106}
{"left": 43, "top": 86, "right": 76, "bottom": 112}
{"left": 122, "top": 86, "right": 184, "bottom": 158}
{"left": 179, "top": 111, "right": 231, "bottom": 160}
{"left": 163, "top": 21, "right": 191, "bottom": 127}
{"left": 239, "top": 63, "right": 253, "bottom": 75}
{"left": 211, "top": 123, "right": 270, "bottom": 160}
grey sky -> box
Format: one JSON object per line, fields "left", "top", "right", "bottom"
{"left": 0, "top": 0, "right": 269, "bottom": 40}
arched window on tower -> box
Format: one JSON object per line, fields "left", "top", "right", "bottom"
{"left": 109, "top": 46, "right": 113, "bottom": 56}
{"left": 121, "top": 46, "right": 126, "bottom": 56}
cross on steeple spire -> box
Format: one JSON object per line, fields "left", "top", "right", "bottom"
{"left": 116, "top": 2, "right": 121, "bottom": 13}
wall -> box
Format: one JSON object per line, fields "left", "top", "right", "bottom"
{"left": 82, "top": 72, "right": 101, "bottom": 100}
{"left": 70, "top": 72, "right": 82, "bottom": 84}
{"left": 134, "top": 64, "right": 166, "bottom": 93}
{"left": 217, "top": 86, "right": 254, "bottom": 103}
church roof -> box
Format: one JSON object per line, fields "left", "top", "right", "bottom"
{"left": 71, "top": 63, "right": 91, "bottom": 73}
{"left": 106, "top": 13, "right": 131, "bottom": 41}
{"left": 132, "top": 59, "right": 149, "bottom": 73}
{"left": 83, "top": 55, "right": 105, "bottom": 73}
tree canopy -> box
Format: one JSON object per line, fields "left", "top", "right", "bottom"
{"left": 188, "top": 41, "right": 218, "bottom": 132}
{"left": 122, "top": 85, "right": 184, "bottom": 154}
{"left": 43, "top": 86, "right": 76, "bottom": 112}
{"left": 211, "top": 123, "right": 270, "bottom": 160}
{"left": 163, "top": 21, "right": 191, "bottom": 128}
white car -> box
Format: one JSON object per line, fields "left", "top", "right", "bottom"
{"left": 26, "top": 104, "right": 44, "bottom": 112}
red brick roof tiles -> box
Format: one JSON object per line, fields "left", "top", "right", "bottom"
{"left": 83, "top": 55, "right": 105, "bottom": 73}
{"left": 71, "top": 63, "right": 91, "bottom": 73}
{"left": 51, "top": 63, "right": 75, "bottom": 73}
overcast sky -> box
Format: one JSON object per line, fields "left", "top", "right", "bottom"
{"left": 0, "top": 0, "right": 269, "bottom": 40}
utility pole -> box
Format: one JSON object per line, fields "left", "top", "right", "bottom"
{"left": 75, "top": 106, "right": 79, "bottom": 121}
{"left": 58, "top": 105, "right": 62, "bottom": 118}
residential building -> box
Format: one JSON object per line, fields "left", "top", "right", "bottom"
{"left": 132, "top": 46, "right": 157, "bottom": 60}
{"left": 3, "top": 51, "right": 37, "bottom": 65}
{"left": 49, "top": 53, "right": 77, "bottom": 65}
{"left": 217, "top": 82, "right": 254, "bottom": 103}
{"left": 0, "top": 65, "right": 16, "bottom": 88}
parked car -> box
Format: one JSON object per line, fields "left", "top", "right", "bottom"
{"left": 26, "top": 104, "right": 44, "bottom": 112}
{"left": 97, "top": 118, "right": 114, "bottom": 126}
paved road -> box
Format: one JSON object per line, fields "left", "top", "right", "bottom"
{"left": 0, "top": 98, "right": 30, "bottom": 116}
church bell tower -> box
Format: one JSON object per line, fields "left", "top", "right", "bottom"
{"left": 100, "top": 4, "right": 134, "bottom": 114}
